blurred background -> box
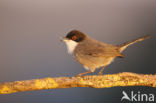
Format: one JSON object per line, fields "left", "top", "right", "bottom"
{"left": 0, "top": 0, "right": 156, "bottom": 103}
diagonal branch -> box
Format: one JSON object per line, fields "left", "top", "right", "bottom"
{"left": 0, "top": 72, "right": 156, "bottom": 94}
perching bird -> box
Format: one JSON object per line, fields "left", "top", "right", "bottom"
{"left": 62, "top": 30, "right": 150, "bottom": 76}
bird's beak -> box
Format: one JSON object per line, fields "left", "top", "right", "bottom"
{"left": 60, "top": 37, "right": 69, "bottom": 42}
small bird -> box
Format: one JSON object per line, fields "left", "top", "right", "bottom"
{"left": 62, "top": 30, "right": 150, "bottom": 76}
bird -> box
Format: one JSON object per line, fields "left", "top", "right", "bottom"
{"left": 61, "top": 30, "right": 151, "bottom": 76}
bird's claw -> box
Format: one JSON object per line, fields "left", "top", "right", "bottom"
{"left": 98, "top": 72, "right": 103, "bottom": 75}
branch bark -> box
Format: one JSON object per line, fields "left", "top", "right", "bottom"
{"left": 0, "top": 72, "right": 156, "bottom": 94}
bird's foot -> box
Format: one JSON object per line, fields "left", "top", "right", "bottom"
{"left": 98, "top": 72, "right": 103, "bottom": 75}
{"left": 77, "top": 74, "right": 83, "bottom": 77}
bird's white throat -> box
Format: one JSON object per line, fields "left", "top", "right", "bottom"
{"left": 64, "top": 40, "right": 78, "bottom": 54}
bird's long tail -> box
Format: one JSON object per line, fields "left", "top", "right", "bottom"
{"left": 118, "top": 35, "right": 151, "bottom": 52}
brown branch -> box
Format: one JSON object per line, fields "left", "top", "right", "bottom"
{"left": 0, "top": 72, "right": 156, "bottom": 94}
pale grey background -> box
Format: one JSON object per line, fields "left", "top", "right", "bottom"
{"left": 0, "top": 0, "right": 156, "bottom": 103}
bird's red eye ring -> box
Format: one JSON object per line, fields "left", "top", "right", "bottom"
{"left": 72, "top": 36, "right": 77, "bottom": 40}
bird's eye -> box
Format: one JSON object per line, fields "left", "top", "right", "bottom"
{"left": 72, "top": 36, "right": 77, "bottom": 40}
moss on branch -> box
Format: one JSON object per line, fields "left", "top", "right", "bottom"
{"left": 0, "top": 72, "right": 156, "bottom": 94}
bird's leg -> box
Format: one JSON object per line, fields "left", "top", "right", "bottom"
{"left": 77, "top": 71, "right": 92, "bottom": 77}
{"left": 98, "top": 66, "right": 105, "bottom": 75}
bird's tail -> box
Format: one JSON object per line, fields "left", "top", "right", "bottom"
{"left": 118, "top": 35, "right": 151, "bottom": 52}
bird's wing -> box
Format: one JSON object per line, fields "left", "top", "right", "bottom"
{"left": 85, "top": 46, "right": 123, "bottom": 57}
{"left": 78, "top": 40, "right": 123, "bottom": 58}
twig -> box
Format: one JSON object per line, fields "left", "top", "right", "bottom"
{"left": 0, "top": 72, "right": 156, "bottom": 94}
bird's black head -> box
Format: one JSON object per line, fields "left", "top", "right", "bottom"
{"left": 66, "top": 30, "right": 86, "bottom": 42}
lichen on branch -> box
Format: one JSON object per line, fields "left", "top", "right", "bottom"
{"left": 0, "top": 72, "right": 156, "bottom": 94}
